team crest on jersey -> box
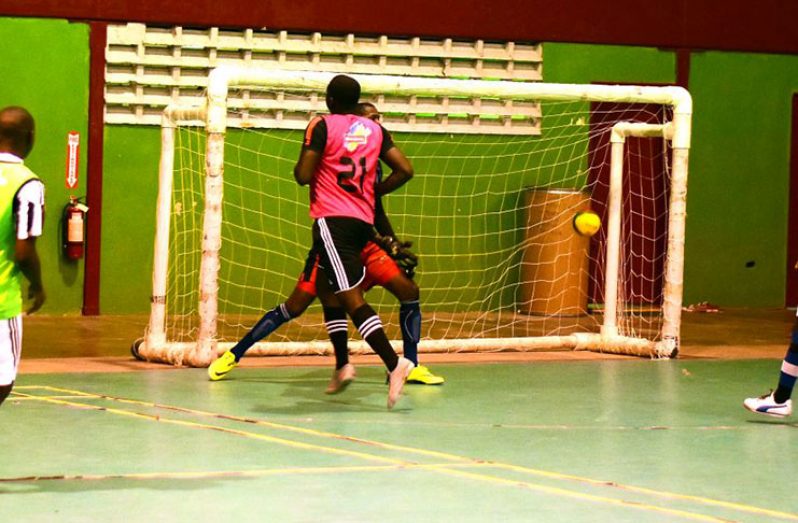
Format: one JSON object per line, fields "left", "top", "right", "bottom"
{"left": 344, "top": 121, "right": 372, "bottom": 152}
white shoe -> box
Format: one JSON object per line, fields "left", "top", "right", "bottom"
{"left": 387, "top": 357, "right": 415, "bottom": 409}
{"left": 326, "top": 364, "right": 356, "bottom": 394}
{"left": 743, "top": 391, "right": 793, "bottom": 418}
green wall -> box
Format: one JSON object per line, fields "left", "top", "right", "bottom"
{"left": 0, "top": 18, "right": 90, "bottom": 314}
{"left": 543, "top": 43, "right": 674, "bottom": 85}
{"left": 100, "top": 126, "right": 161, "bottom": 313}
{"left": 685, "top": 52, "right": 798, "bottom": 306}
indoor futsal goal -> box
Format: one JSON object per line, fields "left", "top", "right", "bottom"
{"left": 134, "top": 66, "right": 692, "bottom": 366}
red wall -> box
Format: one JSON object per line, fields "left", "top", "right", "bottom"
{"left": 2, "top": 0, "right": 796, "bottom": 54}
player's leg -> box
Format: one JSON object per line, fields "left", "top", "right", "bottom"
{"left": 208, "top": 252, "right": 319, "bottom": 381}
{"left": 743, "top": 310, "right": 798, "bottom": 417}
{"left": 317, "top": 278, "right": 355, "bottom": 394}
{"left": 335, "top": 285, "right": 413, "bottom": 407}
{"left": 320, "top": 255, "right": 398, "bottom": 371}
{"left": 362, "top": 242, "right": 444, "bottom": 385}
{"left": 208, "top": 289, "right": 315, "bottom": 380}
{"left": 236, "top": 287, "right": 315, "bottom": 360}
{"left": 317, "top": 283, "right": 348, "bottom": 370}
{"left": 384, "top": 275, "right": 443, "bottom": 385}
{"left": 0, "top": 315, "right": 22, "bottom": 407}
{"left": 316, "top": 218, "right": 413, "bottom": 408}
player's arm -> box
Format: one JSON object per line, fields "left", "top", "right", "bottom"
{"left": 375, "top": 127, "right": 413, "bottom": 196}
{"left": 294, "top": 117, "right": 326, "bottom": 186}
{"left": 373, "top": 196, "right": 396, "bottom": 239}
{"left": 14, "top": 180, "right": 45, "bottom": 314}
{"left": 373, "top": 196, "right": 418, "bottom": 275}
{"left": 294, "top": 149, "right": 321, "bottom": 186}
{"left": 15, "top": 237, "right": 44, "bottom": 314}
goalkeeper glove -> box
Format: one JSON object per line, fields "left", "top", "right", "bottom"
{"left": 376, "top": 234, "right": 418, "bottom": 278}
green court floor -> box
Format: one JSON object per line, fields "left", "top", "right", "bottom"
{"left": 1, "top": 359, "right": 797, "bottom": 522}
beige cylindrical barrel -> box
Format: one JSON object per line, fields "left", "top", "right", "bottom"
{"left": 520, "top": 188, "right": 591, "bottom": 316}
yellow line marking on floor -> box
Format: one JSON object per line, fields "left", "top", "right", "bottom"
{"left": 0, "top": 461, "right": 732, "bottom": 523}
{"left": 33, "top": 385, "right": 468, "bottom": 463}
{"left": 21, "top": 385, "right": 798, "bottom": 522}
{"left": 491, "top": 462, "right": 798, "bottom": 521}
{"left": 9, "top": 392, "right": 92, "bottom": 401}
{"left": 12, "top": 385, "right": 746, "bottom": 432}
{"left": 31, "top": 384, "right": 798, "bottom": 521}
{"left": 11, "top": 392, "right": 410, "bottom": 466}
{"left": 430, "top": 466, "right": 730, "bottom": 523}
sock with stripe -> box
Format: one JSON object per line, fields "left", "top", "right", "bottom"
{"left": 324, "top": 307, "right": 349, "bottom": 370}
{"left": 774, "top": 329, "right": 798, "bottom": 403}
{"left": 399, "top": 300, "right": 421, "bottom": 366}
{"left": 351, "top": 304, "right": 399, "bottom": 371}
{"left": 231, "top": 304, "right": 293, "bottom": 361}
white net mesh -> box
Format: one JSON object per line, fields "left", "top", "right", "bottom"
{"left": 160, "top": 96, "right": 672, "bottom": 355}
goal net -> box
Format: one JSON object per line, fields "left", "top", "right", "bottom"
{"left": 137, "top": 67, "right": 692, "bottom": 366}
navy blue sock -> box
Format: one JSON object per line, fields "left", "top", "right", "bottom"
{"left": 231, "top": 304, "right": 292, "bottom": 361}
{"left": 400, "top": 300, "right": 421, "bottom": 365}
{"left": 774, "top": 330, "right": 798, "bottom": 403}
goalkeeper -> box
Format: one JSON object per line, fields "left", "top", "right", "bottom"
{"left": 208, "top": 103, "right": 443, "bottom": 387}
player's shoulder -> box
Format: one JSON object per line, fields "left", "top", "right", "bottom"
{"left": 305, "top": 114, "right": 326, "bottom": 131}
{"left": 304, "top": 115, "right": 328, "bottom": 146}
{"left": 1, "top": 162, "right": 39, "bottom": 186}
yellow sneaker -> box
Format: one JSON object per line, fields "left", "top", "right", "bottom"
{"left": 406, "top": 365, "right": 444, "bottom": 385}
{"left": 208, "top": 351, "right": 238, "bottom": 381}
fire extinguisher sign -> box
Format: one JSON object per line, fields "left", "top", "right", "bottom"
{"left": 65, "top": 131, "right": 80, "bottom": 189}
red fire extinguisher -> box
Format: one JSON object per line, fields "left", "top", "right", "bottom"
{"left": 63, "top": 196, "right": 89, "bottom": 260}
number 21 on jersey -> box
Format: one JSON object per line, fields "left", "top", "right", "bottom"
{"left": 337, "top": 156, "right": 367, "bottom": 193}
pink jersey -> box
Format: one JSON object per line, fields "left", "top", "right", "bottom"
{"left": 307, "top": 114, "right": 385, "bottom": 224}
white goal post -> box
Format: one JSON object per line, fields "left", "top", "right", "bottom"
{"left": 136, "top": 66, "right": 692, "bottom": 367}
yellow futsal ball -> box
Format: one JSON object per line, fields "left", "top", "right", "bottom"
{"left": 573, "top": 211, "right": 601, "bottom": 237}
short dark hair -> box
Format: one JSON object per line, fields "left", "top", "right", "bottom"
{"left": 0, "top": 106, "right": 34, "bottom": 158}
{"left": 356, "top": 102, "right": 380, "bottom": 121}
{"left": 356, "top": 102, "right": 376, "bottom": 114}
{"left": 326, "top": 75, "right": 361, "bottom": 109}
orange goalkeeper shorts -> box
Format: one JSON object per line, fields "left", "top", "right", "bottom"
{"left": 295, "top": 241, "right": 401, "bottom": 296}
{"left": 360, "top": 241, "right": 402, "bottom": 292}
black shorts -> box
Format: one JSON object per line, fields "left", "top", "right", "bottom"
{"left": 312, "top": 216, "right": 373, "bottom": 293}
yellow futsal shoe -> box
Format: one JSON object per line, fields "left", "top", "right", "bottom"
{"left": 208, "top": 351, "right": 238, "bottom": 381}
{"left": 406, "top": 365, "right": 444, "bottom": 385}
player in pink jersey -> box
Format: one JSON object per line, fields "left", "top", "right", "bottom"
{"left": 295, "top": 75, "right": 415, "bottom": 409}
{"left": 207, "top": 103, "right": 444, "bottom": 386}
